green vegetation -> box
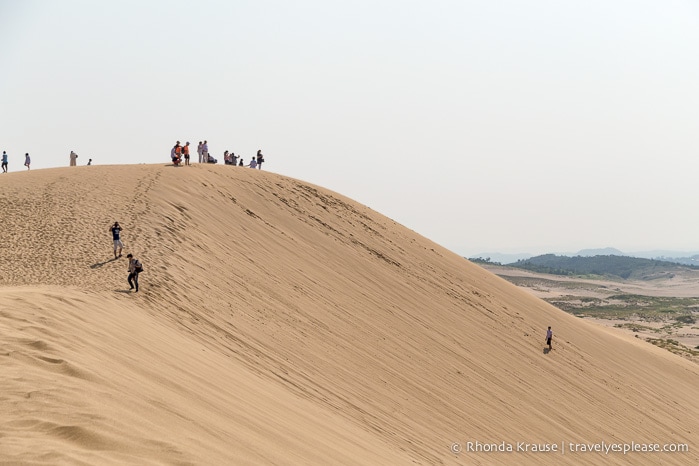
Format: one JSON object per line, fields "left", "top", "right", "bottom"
{"left": 646, "top": 338, "right": 699, "bottom": 359}
{"left": 543, "top": 294, "right": 699, "bottom": 323}
{"left": 510, "top": 254, "right": 697, "bottom": 279}
{"left": 614, "top": 322, "right": 659, "bottom": 333}
{"left": 469, "top": 257, "right": 501, "bottom": 265}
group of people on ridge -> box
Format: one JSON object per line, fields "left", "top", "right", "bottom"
{"left": 69, "top": 151, "right": 92, "bottom": 166}
{"left": 170, "top": 141, "right": 191, "bottom": 166}
{"left": 223, "top": 149, "right": 265, "bottom": 169}
{"left": 170, "top": 141, "right": 265, "bottom": 169}
{"left": 1, "top": 150, "right": 31, "bottom": 171}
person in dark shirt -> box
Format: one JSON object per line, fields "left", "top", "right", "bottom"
{"left": 110, "top": 222, "right": 123, "bottom": 259}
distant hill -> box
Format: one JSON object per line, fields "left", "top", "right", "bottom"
{"left": 510, "top": 254, "right": 698, "bottom": 279}
{"left": 575, "top": 247, "right": 625, "bottom": 256}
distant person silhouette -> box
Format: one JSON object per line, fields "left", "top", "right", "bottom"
{"left": 238, "top": 158, "right": 244, "bottom": 166}
{"left": 256, "top": 149, "right": 264, "bottom": 170}
{"left": 546, "top": 326, "right": 553, "bottom": 351}
{"left": 248, "top": 157, "right": 257, "bottom": 169}
{"left": 87, "top": 158, "right": 92, "bottom": 165}
{"left": 1, "top": 151, "right": 7, "bottom": 172}
{"left": 24, "top": 153, "right": 30, "bottom": 170}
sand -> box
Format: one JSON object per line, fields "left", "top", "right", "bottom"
{"left": 1, "top": 164, "right": 698, "bottom": 465}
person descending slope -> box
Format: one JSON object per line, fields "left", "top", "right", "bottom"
{"left": 110, "top": 221, "right": 123, "bottom": 258}
{"left": 126, "top": 253, "right": 143, "bottom": 292}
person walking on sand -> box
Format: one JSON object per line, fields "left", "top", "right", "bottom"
{"left": 183, "top": 142, "right": 191, "bottom": 166}
{"left": 126, "top": 253, "right": 143, "bottom": 292}
{"left": 69, "top": 151, "right": 78, "bottom": 166}
{"left": 545, "top": 326, "right": 553, "bottom": 351}
{"left": 256, "top": 149, "right": 264, "bottom": 170}
{"left": 24, "top": 153, "right": 30, "bottom": 170}
{"left": 2, "top": 151, "right": 7, "bottom": 173}
{"left": 110, "top": 221, "right": 123, "bottom": 258}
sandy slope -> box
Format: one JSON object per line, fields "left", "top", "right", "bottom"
{"left": 1, "top": 164, "right": 698, "bottom": 465}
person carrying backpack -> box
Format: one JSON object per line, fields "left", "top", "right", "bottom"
{"left": 126, "top": 253, "right": 143, "bottom": 292}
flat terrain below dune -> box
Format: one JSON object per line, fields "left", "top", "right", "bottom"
{"left": 1, "top": 164, "right": 698, "bottom": 465}
{"left": 482, "top": 264, "right": 699, "bottom": 358}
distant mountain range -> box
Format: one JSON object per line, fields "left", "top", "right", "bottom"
{"left": 469, "top": 249, "right": 699, "bottom": 267}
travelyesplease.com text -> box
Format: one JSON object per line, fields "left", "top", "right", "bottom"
{"left": 450, "top": 440, "right": 689, "bottom": 455}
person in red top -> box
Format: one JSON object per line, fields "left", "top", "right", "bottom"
{"left": 183, "top": 142, "right": 191, "bottom": 166}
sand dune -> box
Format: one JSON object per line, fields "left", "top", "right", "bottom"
{"left": 1, "top": 164, "right": 697, "bottom": 465}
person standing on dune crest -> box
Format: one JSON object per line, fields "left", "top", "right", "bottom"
{"left": 183, "top": 142, "right": 190, "bottom": 166}
{"left": 201, "top": 140, "right": 209, "bottom": 163}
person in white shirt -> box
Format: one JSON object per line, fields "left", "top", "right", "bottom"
{"left": 197, "top": 141, "right": 203, "bottom": 163}
{"left": 248, "top": 157, "right": 257, "bottom": 169}
{"left": 69, "top": 151, "right": 78, "bottom": 166}
{"left": 201, "top": 140, "right": 209, "bottom": 163}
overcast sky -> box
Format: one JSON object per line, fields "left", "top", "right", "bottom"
{"left": 2, "top": 0, "right": 698, "bottom": 257}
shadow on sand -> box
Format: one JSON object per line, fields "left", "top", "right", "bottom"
{"left": 543, "top": 348, "right": 551, "bottom": 354}
{"left": 91, "top": 257, "right": 120, "bottom": 269}
{"left": 114, "top": 289, "right": 134, "bottom": 294}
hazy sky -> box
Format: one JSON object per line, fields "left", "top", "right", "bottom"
{"left": 2, "top": 0, "right": 698, "bottom": 256}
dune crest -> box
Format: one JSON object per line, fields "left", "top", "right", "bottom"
{"left": 1, "top": 164, "right": 697, "bottom": 465}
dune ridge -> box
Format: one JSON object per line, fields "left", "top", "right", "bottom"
{"left": 1, "top": 164, "right": 697, "bottom": 465}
